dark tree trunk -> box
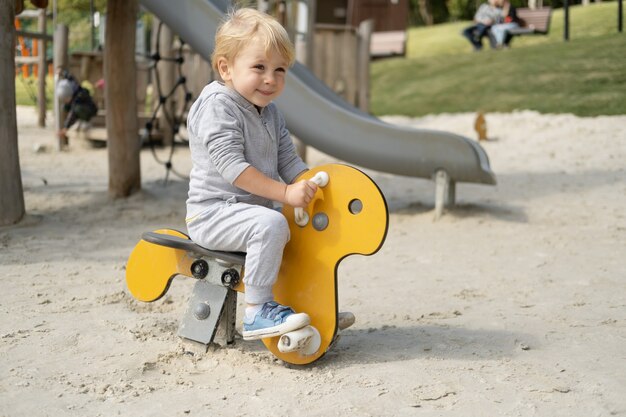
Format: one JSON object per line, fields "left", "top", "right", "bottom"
{"left": 105, "top": 0, "right": 141, "bottom": 198}
{"left": 0, "top": 0, "right": 26, "bottom": 226}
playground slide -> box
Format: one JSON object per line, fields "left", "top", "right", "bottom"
{"left": 139, "top": 0, "right": 496, "bottom": 186}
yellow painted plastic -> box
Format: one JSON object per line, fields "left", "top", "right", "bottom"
{"left": 125, "top": 229, "right": 194, "bottom": 302}
{"left": 263, "top": 164, "right": 388, "bottom": 365}
{"left": 124, "top": 164, "right": 388, "bottom": 365}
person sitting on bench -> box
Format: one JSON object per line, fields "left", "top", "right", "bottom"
{"left": 490, "top": 0, "right": 520, "bottom": 49}
{"left": 462, "top": 0, "right": 503, "bottom": 51}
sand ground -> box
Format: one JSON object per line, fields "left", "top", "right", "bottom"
{"left": 1, "top": 106, "right": 625, "bottom": 416}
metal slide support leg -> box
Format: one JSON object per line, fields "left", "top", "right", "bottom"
{"left": 434, "top": 169, "right": 450, "bottom": 221}
{"left": 447, "top": 180, "right": 456, "bottom": 208}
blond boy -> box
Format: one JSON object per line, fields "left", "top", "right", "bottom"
{"left": 186, "top": 8, "right": 316, "bottom": 340}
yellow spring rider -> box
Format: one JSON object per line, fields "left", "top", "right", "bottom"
{"left": 125, "top": 164, "right": 388, "bottom": 365}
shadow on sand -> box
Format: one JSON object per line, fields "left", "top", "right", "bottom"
{"left": 318, "top": 324, "right": 538, "bottom": 368}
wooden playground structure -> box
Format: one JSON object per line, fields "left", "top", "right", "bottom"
{"left": 2, "top": 0, "right": 407, "bottom": 226}
{"left": 14, "top": 8, "right": 51, "bottom": 128}
{"left": 12, "top": 0, "right": 409, "bottom": 147}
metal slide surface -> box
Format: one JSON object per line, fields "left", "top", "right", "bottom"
{"left": 139, "top": 0, "right": 496, "bottom": 185}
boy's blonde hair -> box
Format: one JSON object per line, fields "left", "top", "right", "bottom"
{"left": 211, "top": 8, "right": 295, "bottom": 73}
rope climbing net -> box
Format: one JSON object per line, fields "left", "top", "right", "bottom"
{"left": 140, "top": 21, "right": 195, "bottom": 184}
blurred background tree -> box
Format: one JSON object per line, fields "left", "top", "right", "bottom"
{"left": 18, "top": 0, "right": 153, "bottom": 53}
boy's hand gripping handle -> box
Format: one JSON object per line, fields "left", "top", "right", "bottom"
{"left": 294, "top": 171, "right": 329, "bottom": 227}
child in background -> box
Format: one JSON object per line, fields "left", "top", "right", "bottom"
{"left": 55, "top": 70, "right": 98, "bottom": 143}
{"left": 185, "top": 8, "right": 317, "bottom": 341}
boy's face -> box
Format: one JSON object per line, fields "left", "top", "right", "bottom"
{"left": 218, "top": 37, "right": 288, "bottom": 108}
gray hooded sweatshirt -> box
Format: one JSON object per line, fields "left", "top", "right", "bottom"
{"left": 186, "top": 81, "right": 308, "bottom": 220}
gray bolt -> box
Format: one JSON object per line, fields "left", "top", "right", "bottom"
{"left": 312, "top": 212, "right": 329, "bottom": 231}
{"left": 194, "top": 302, "right": 211, "bottom": 320}
{"left": 349, "top": 199, "right": 363, "bottom": 214}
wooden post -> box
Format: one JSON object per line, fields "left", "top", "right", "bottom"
{"left": 105, "top": 0, "right": 140, "bottom": 198}
{"left": 0, "top": 0, "right": 25, "bottom": 226}
{"left": 53, "top": 24, "right": 69, "bottom": 70}
{"left": 291, "top": 1, "right": 311, "bottom": 162}
{"left": 357, "top": 19, "right": 373, "bottom": 113}
{"left": 306, "top": 0, "right": 316, "bottom": 68}
{"left": 37, "top": 8, "right": 47, "bottom": 127}
{"left": 313, "top": 25, "right": 359, "bottom": 104}
{"left": 53, "top": 24, "right": 69, "bottom": 150}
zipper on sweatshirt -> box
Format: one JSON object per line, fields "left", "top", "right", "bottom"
{"left": 259, "top": 114, "right": 275, "bottom": 175}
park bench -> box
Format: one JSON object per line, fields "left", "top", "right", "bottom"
{"left": 370, "top": 30, "right": 407, "bottom": 58}
{"left": 507, "top": 7, "right": 553, "bottom": 38}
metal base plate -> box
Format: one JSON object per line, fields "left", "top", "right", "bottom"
{"left": 178, "top": 279, "right": 228, "bottom": 345}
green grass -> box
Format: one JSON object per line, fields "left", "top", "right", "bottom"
{"left": 15, "top": 75, "right": 55, "bottom": 109}
{"left": 372, "top": 2, "right": 626, "bottom": 116}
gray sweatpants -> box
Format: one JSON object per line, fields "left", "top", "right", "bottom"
{"left": 186, "top": 200, "right": 290, "bottom": 305}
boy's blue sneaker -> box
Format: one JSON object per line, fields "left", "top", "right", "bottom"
{"left": 243, "top": 301, "right": 310, "bottom": 341}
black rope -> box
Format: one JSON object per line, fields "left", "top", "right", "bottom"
{"left": 142, "top": 21, "right": 194, "bottom": 185}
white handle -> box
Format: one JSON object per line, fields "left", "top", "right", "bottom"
{"left": 294, "top": 171, "right": 329, "bottom": 227}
